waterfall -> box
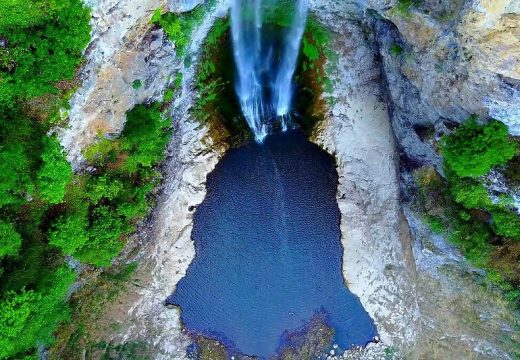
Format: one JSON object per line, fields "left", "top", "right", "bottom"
{"left": 230, "top": 0, "right": 308, "bottom": 142}
{"left": 272, "top": 0, "right": 308, "bottom": 125}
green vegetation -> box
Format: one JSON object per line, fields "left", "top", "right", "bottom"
{"left": 0, "top": 267, "right": 75, "bottom": 360}
{"left": 301, "top": 16, "right": 332, "bottom": 84}
{"left": 132, "top": 79, "right": 142, "bottom": 90}
{"left": 416, "top": 116, "right": 520, "bottom": 305}
{"left": 37, "top": 135, "right": 73, "bottom": 204}
{"left": 0, "top": 0, "right": 91, "bottom": 106}
{"left": 0, "top": 1, "right": 91, "bottom": 357}
{"left": 151, "top": 0, "right": 216, "bottom": 59}
{"left": 163, "top": 88, "right": 175, "bottom": 102}
{"left": 389, "top": 43, "right": 404, "bottom": 57}
{"left": 193, "top": 17, "right": 232, "bottom": 124}
{"left": 384, "top": 346, "right": 397, "bottom": 360}
{"left": 0, "top": 101, "right": 171, "bottom": 358}
{"left": 50, "top": 262, "right": 144, "bottom": 358}
{"left": 66, "top": 103, "right": 171, "bottom": 267}
{"left": 492, "top": 209, "right": 520, "bottom": 240}
{"left": 0, "top": 221, "right": 21, "bottom": 259}
{"left": 0, "top": 1, "right": 174, "bottom": 357}
{"left": 263, "top": 0, "right": 299, "bottom": 28}
{"left": 295, "top": 16, "right": 334, "bottom": 132}
{"left": 441, "top": 116, "right": 516, "bottom": 178}
{"left": 395, "top": 0, "right": 419, "bottom": 16}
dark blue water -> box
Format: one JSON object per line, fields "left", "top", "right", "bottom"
{"left": 169, "top": 131, "right": 377, "bottom": 358}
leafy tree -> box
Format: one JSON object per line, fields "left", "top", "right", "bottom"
{"left": 0, "top": 0, "right": 90, "bottom": 105}
{"left": 87, "top": 175, "right": 123, "bottom": 203}
{"left": 0, "top": 0, "right": 65, "bottom": 31}
{"left": 36, "top": 136, "right": 72, "bottom": 204}
{"left": 116, "top": 181, "right": 155, "bottom": 221}
{"left": 120, "top": 104, "right": 171, "bottom": 173}
{"left": 75, "top": 206, "right": 124, "bottom": 267}
{"left": 0, "top": 220, "right": 22, "bottom": 259}
{"left": 0, "top": 141, "right": 32, "bottom": 207}
{"left": 441, "top": 116, "right": 517, "bottom": 178}
{"left": 48, "top": 211, "right": 89, "bottom": 255}
{"left": 0, "top": 267, "right": 75, "bottom": 358}
{"left": 0, "top": 288, "right": 41, "bottom": 359}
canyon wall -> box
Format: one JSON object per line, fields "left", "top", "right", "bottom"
{"left": 57, "top": 0, "right": 519, "bottom": 358}
{"left": 363, "top": 0, "right": 520, "bottom": 167}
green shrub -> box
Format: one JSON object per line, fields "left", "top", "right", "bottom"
{"left": 174, "top": 72, "right": 183, "bottom": 89}
{"left": 441, "top": 116, "right": 516, "bottom": 178}
{"left": 48, "top": 211, "right": 89, "bottom": 255}
{"left": 424, "top": 215, "right": 444, "bottom": 234}
{"left": 492, "top": 209, "right": 520, "bottom": 241}
{"left": 87, "top": 175, "right": 123, "bottom": 203}
{"left": 119, "top": 104, "right": 171, "bottom": 173}
{"left": 395, "top": 0, "right": 418, "bottom": 15}
{"left": 115, "top": 181, "right": 155, "bottom": 221}
{"left": 132, "top": 79, "right": 142, "bottom": 90}
{"left": 450, "top": 177, "right": 492, "bottom": 209}
{"left": 301, "top": 16, "right": 332, "bottom": 87}
{"left": 389, "top": 43, "right": 404, "bottom": 57}
{"left": 0, "top": 1, "right": 92, "bottom": 357}
{"left": 0, "top": 140, "right": 32, "bottom": 207}
{"left": 36, "top": 136, "right": 72, "bottom": 204}
{"left": 0, "top": 221, "right": 22, "bottom": 259}
{"left": 450, "top": 221, "right": 491, "bottom": 268}
{"left": 0, "top": 267, "right": 75, "bottom": 359}
{"left": 302, "top": 37, "right": 320, "bottom": 62}
{"left": 0, "top": 288, "right": 41, "bottom": 359}
{"left": 75, "top": 206, "right": 125, "bottom": 267}
{"left": 152, "top": 0, "right": 215, "bottom": 58}
{"left": 163, "top": 88, "right": 175, "bottom": 102}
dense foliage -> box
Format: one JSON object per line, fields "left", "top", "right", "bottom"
{"left": 37, "top": 135, "right": 73, "bottom": 204}
{"left": 0, "top": 0, "right": 91, "bottom": 106}
{"left": 417, "top": 116, "right": 520, "bottom": 306}
{"left": 441, "top": 116, "right": 516, "bottom": 177}
{"left": 0, "top": 4, "right": 92, "bottom": 356}
{"left": 0, "top": 2, "right": 173, "bottom": 358}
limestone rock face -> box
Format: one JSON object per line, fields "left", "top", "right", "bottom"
{"left": 310, "top": 1, "right": 419, "bottom": 352}
{"left": 355, "top": 0, "right": 520, "bottom": 166}
{"left": 61, "top": 0, "right": 172, "bottom": 166}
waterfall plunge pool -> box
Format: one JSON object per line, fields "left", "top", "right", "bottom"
{"left": 167, "top": 130, "right": 377, "bottom": 358}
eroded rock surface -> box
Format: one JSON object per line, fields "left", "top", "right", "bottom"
{"left": 367, "top": 0, "right": 520, "bottom": 167}
{"left": 61, "top": 0, "right": 173, "bottom": 166}
{"left": 310, "top": 1, "right": 419, "bottom": 351}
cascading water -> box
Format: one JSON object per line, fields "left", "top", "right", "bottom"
{"left": 272, "top": 0, "right": 308, "bottom": 126}
{"left": 230, "top": 0, "right": 308, "bottom": 141}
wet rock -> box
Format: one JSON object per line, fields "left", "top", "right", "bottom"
{"left": 167, "top": 0, "right": 204, "bottom": 13}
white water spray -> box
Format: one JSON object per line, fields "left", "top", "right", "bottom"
{"left": 230, "top": 0, "right": 308, "bottom": 142}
